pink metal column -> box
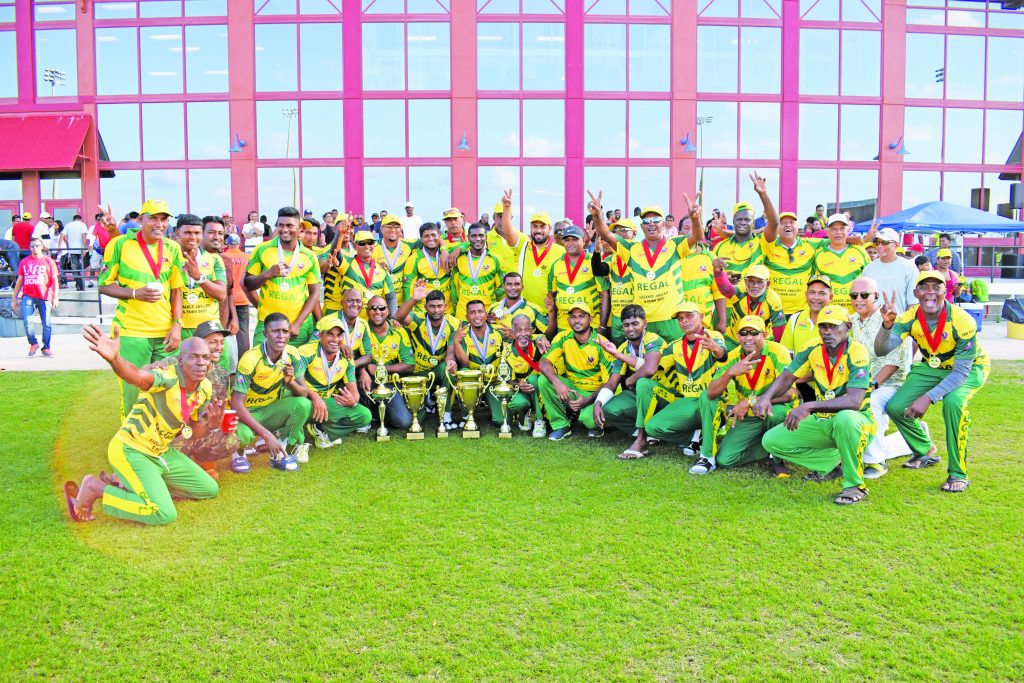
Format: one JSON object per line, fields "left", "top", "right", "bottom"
{"left": 878, "top": 0, "right": 907, "bottom": 214}
{"left": 670, "top": 0, "right": 698, "bottom": 207}
{"left": 779, "top": 0, "right": 800, "bottom": 212}
{"left": 76, "top": 3, "right": 100, "bottom": 214}
{"left": 450, "top": 1, "right": 477, "bottom": 216}
{"left": 14, "top": 0, "right": 34, "bottom": 106}
{"left": 564, "top": 0, "right": 584, "bottom": 219}
{"left": 342, "top": 0, "right": 364, "bottom": 214}
{"left": 228, "top": 0, "right": 257, "bottom": 216}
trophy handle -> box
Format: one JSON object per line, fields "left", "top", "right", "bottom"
{"left": 424, "top": 371, "right": 436, "bottom": 392}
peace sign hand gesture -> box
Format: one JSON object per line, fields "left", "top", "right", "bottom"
{"left": 683, "top": 192, "right": 703, "bottom": 224}
{"left": 586, "top": 189, "right": 604, "bottom": 219}
{"left": 502, "top": 189, "right": 513, "bottom": 210}
{"left": 880, "top": 290, "right": 898, "bottom": 328}
{"left": 729, "top": 350, "right": 759, "bottom": 378}
{"left": 749, "top": 171, "right": 768, "bottom": 195}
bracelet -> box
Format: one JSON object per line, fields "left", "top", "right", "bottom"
{"left": 131, "top": 288, "right": 136, "bottom": 300}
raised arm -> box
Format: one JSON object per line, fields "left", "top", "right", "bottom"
{"left": 500, "top": 189, "right": 521, "bottom": 248}
{"left": 83, "top": 324, "right": 155, "bottom": 391}
{"left": 587, "top": 189, "right": 617, "bottom": 250}
{"left": 751, "top": 172, "right": 778, "bottom": 243}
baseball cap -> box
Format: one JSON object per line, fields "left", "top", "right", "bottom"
{"left": 778, "top": 211, "right": 798, "bottom": 221}
{"left": 381, "top": 214, "right": 402, "bottom": 227}
{"left": 674, "top": 301, "right": 702, "bottom": 317}
{"left": 303, "top": 209, "right": 313, "bottom": 216}
{"left": 21, "top": 212, "right": 31, "bottom": 220}
{"left": 737, "top": 315, "right": 766, "bottom": 334}
{"left": 39, "top": 211, "right": 52, "bottom": 219}
{"left": 640, "top": 206, "right": 665, "bottom": 219}
{"left": 561, "top": 225, "right": 585, "bottom": 240}
{"left": 743, "top": 264, "right": 771, "bottom": 281}
{"left": 568, "top": 304, "right": 592, "bottom": 315}
{"left": 493, "top": 202, "right": 504, "bottom": 215}
{"left": 896, "top": 246, "right": 906, "bottom": 255}
{"left": 611, "top": 219, "right": 636, "bottom": 233}
{"left": 908, "top": 243, "right": 924, "bottom": 253}
{"left": 139, "top": 199, "right": 172, "bottom": 217}
{"left": 225, "top": 234, "right": 240, "bottom": 246}
{"left": 807, "top": 273, "right": 832, "bottom": 289}
{"left": 301, "top": 220, "right": 313, "bottom": 231}
{"left": 916, "top": 270, "right": 945, "bottom": 286}
{"left": 826, "top": 213, "right": 850, "bottom": 227}
{"left": 732, "top": 201, "right": 754, "bottom": 216}
{"left": 529, "top": 212, "right": 552, "bottom": 227}
{"left": 195, "top": 320, "right": 229, "bottom": 339}
{"left": 817, "top": 306, "right": 849, "bottom": 326}
{"left": 316, "top": 313, "right": 345, "bottom": 332}
{"left": 354, "top": 230, "right": 376, "bottom": 243}
{"left": 936, "top": 248, "right": 953, "bottom": 259}
{"left": 442, "top": 207, "right": 462, "bottom": 220}
{"left": 404, "top": 202, "right": 414, "bottom": 208}
{"left": 875, "top": 227, "right": 900, "bottom": 243}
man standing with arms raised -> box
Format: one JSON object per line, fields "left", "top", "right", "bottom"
{"left": 324, "top": 229, "right": 394, "bottom": 318}
{"left": 498, "top": 190, "right": 565, "bottom": 309}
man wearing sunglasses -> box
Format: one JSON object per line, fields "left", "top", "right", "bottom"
{"left": 324, "top": 230, "right": 395, "bottom": 319}
{"left": 357, "top": 295, "right": 415, "bottom": 432}
{"left": 811, "top": 214, "right": 873, "bottom": 313}
{"left": 719, "top": 264, "right": 786, "bottom": 350}
{"left": 875, "top": 271, "right": 990, "bottom": 494}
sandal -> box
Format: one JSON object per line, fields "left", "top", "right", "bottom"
{"left": 616, "top": 448, "right": 649, "bottom": 460}
{"left": 941, "top": 477, "right": 970, "bottom": 493}
{"left": 804, "top": 465, "right": 842, "bottom": 483}
{"left": 63, "top": 481, "right": 94, "bottom": 522}
{"left": 834, "top": 486, "right": 868, "bottom": 505}
{"left": 903, "top": 454, "right": 940, "bottom": 470}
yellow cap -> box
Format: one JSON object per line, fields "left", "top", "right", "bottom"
{"left": 442, "top": 207, "right": 462, "bottom": 220}
{"left": 778, "top": 211, "right": 798, "bottom": 221}
{"left": 21, "top": 212, "right": 31, "bottom": 220}
{"left": 936, "top": 248, "right": 953, "bottom": 259}
{"left": 732, "top": 201, "right": 754, "bottom": 216}
{"left": 640, "top": 206, "right": 665, "bottom": 219}
{"left": 817, "top": 306, "right": 849, "bottom": 326}
{"left": 807, "top": 273, "right": 832, "bottom": 289}
{"left": 674, "top": 301, "right": 702, "bottom": 317}
{"left": 301, "top": 220, "right": 313, "bottom": 230}
{"left": 139, "top": 199, "right": 172, "bottom": 217}
{"left": 737, "top": 315, "right": 766, "bottom": 334}
{"left": 316, "top": 313, "right": 345, "bottom": 332}
{"left": 529, "top": 212, "right": 552, "bottom": 227}
{"left": 493, "top": 202, "right": 504, "bottom": 215}
{"left": 381, "top": 214, "right": 402, "bottom": 227}
{"left": 354, "top": 230, "right": 376, "bottom": 242}
{"left": 611, "top": 218, "right": 636, "bottom": 232}
{"left": 916, "top": 270, "right": 945, "bottom": 286}
{"left": 743, "top": 264, "right": 771, "bottom": 281}
{"left": 896, "top": 246, "right": 907, "bottom": 254}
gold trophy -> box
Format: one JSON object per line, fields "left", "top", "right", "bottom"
{"left": 368, "top": 349, "right": 398, "bottom": 442}
{"left": 487, "top": 344, "right": 520, "bottom": 439}
{"left": 398, "top": 374, "right": 435, "bottom": 440}
{"left": 449, "top": 367, "right": 492, "bottom": 438}
{"left": 435, "top": 384, "right": 449, "bottom": 439}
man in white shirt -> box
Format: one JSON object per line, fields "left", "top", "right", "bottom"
{"left": 33, "top": 212, "right": 54, "bottom": 241}
{"left": 862, "top": 228, "right": 918, "bottom": 314}
{"left": 398, "top": 202, "right": 422, "bottom": 241}
{"left": 63, "top": 214, "right": 89, "bottom": 291}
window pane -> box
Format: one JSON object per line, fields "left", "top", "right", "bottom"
{"left": 96, "top": 28, "right": 139, "bottom": 95}
{"left": 701, "top": 0, "right": 738, "bottom": 18}
{"left": 839, "top": 105, "right": 879, "bottom": 161}
{"left": 839, "top": 170, "right": 877, "bottom": 210}
{"left": 629, "top": 24, "right": 669, "bottom": 92}
{"left": 187, "top": 101, "right": 229, "bottom": 160}
{"left": 363, "top": 23, "right": 404, "bottom": 91}
{"left": 409, "top": 99, "right": 451, "bottom": 157}
{"left": 985, "top": 109, "right": 1024, "bottom": 165}
{"left": 739, "top": 102, "right": 780, "bottom": 159}
{"left": 801, "top": 0, "right": 837, "bottom": 20}
{"left": 258, "top": 168, "right": 297, "bottom": 215}
{"left": 0, "top": 31, "right": 16, "bottom": 98}
{"left": 584, "top": 23, "right": 626, "bottom": 91}
{"left": 300, "top": 24, "right": 343, "bottom": 91}
{"left": 522, "top": 0, "right": 561, "bottom": 12}
{"left": 841, "top": 31, "right": 880, "bottom": 97}
{"left": 98, "top": 103, "right": 140, "bottom": 161}
{"left": 257, "top": 0, "right": 297, "bottom": 15}
{"left": 301, "top": 168, "right": 344, "bottom": 215}
{"left": 142, "top": 103, "right": 185, "bottom": 160}
{"left": 256, "top": 100, "right": 300, "bottom": 159}
{"left": 141, "top": 0, "right": 181, "bottom": 17}
{"left": 95, "top": 2, "right": 136, "bottom": 19}
{"left": 943, "top": 171, "right": 980, "bottom": 206}
{"left": 480, "top": 0, "right": 517, "bottom": 13}
{"left": 301, "top": 100, "right": 344, "bottom": 158}
{"left": 696, "top": 101, "right": 737, "bottom": 159}
{"left": 585, "top": 100, "right": 626, "bottom": 158}
{"left": 523, "top": 166, "right": 564, "bottom": 218}
{"left": 695, "top": 167, "right": 737, "bottom": 222}
{"left": 35, "top": 1, "right": 75, "bottom": 22}
{"left": 628, "top": 100, "right": 669, "bottom": 158}
{"left": 589, "top": 0, "right": 626, "bottom": 13}
{"left": 798, "top": 103, "right": 838, "bottom": 161}
{"left": 905, "top": 33, "right": 943, "bottom": 99}
{"left": 409, "top": 167, "right": 452, "bottom": 220}
{"left": 522, "top": 23, "right": 564, "bottom": 91}
{"left": 364, "top": 167, "right": 406, "bottom": 219}
{"left": 101, "top": 169, "right": 142, "bottom": 212}
{"left": 800, "top": 29, "right": 837, "bottom": 96}
{"left": 478, "top": 99, "right": 520, "bottom": 157}
{"left": 742, "top": 0, "right": 777, "bottom": 19}
{"left": 903, "top": 171, "right": 940, "bottom": 209}
{"left": 184, "top": 24, "right": 228, "bottom": 93}
{"left": 697, "top": 26, "right": 738, "bottom": 93}
{"left": 363, "top": 100, "right": 406, "bottom": 158}
{"left": 628, "top": 167, "right": 668, "bottom": 215}
{"left": 144, "top": 169, "right": 187, "bottom": 212}
{"left": 186, "top": 0, "right": 227, "bottom": 16}
{"left": 945, "top": 35, "right": 984, "bottom": 100}
{"left": 903, "top": 107, "right": 943, "bottom": 163}
{"left": 986, "top": 38, "right": 1024, "bottom": 103}
{"left": 479, "top": 166, "right": 521, "bottom": 223}
{"left": 408, "top": 0, "right": 447, "bottom": 12}
{"left": 843, "top": 0, "right": 879, "bottom": 21}
{"left": 478, "top": 22, "right": 518, "bottom": 91}
{"left": 408, "top": 23, "right": 450, "bottom": 91}
{"left": 41, "top": 178, "right": 82, "bottom": 202}
{"left": 523, "top": 100, "right": 564, "bottom": 157}
{"left": 188, "top": 169, "right": 231, "bottom": 214}
{"left": 35, "top": 29, "right": 78, "bottom": 96}
{"left": 944, "top": 108, "right": 982, "bottom": 164}
{"left": 140, "top": 26, "right": 183, "bottom": 94}
{"left": 255, "top": 23, "right": 297, "bottom": 92}
{"left": 584, "top": 167, "right": 626, "bottom": 219}
{"left": 740, "top": 27, "right": 780, "bottom": 95}
{"left": 983, "top": 172, "right": 1016, "bottom": 216}
{"left": 797, "top": 168, "right": 837, "bottom": 214}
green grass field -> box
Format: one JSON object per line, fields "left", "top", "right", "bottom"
{"left": 2, "top": 364, "right": 1023, "bottom": 681}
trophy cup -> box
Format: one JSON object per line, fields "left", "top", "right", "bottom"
{"left": 435, "top": 384, "right": 449, "bottom": 438}
{"left": 368, "top": 350, "right": 398, "bottom": 442}
{"left": 398, "top": 374, "right": 435, "bottom": 439}
{"left": 487, "top": 344, "right": 520, "bottom": 439}
{"left": 450, "top": 367, "right": 492, "bottom": 438}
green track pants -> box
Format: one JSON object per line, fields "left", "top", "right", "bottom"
{"left": 506, "top": 374, "right": 542, "bottom": 423}
{"left": 236, "top": 397, "right": 313, "bottom": 447}
{"left": 761, "top": 410, "right": 875, "bottom": 490}
{"left": 315, "top": 400, "right": 372, "bottom": 441}
{"left": 601, "top": 388, "right": 638, "bottom": 433}
{"left": 713, "top": 403, "right": 789, "bottom": 468}
{"left": 537, "top": 375, "right": 597, "bottom": 430}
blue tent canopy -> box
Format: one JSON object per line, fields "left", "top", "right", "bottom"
{"left": 855, "top": 201, "right": 1024, "bottom": 234}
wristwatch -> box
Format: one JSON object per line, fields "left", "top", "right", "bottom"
{"left": 196, "top": 274, "right": 208, "bottom": 285}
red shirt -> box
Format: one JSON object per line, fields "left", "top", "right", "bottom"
{"left": 221, "top": 247, "right": 251, "bottom": 306}
{"left": 95, "top": 224, "right": 116, "bottom": 252}
{"left": 12, "top": 221, "right": 34, "bottom": 249}
{"left": 18, "top": 254, "right": 58, "bottom": 300}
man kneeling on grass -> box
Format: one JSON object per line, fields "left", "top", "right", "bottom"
{"left": 65, "top": 326, "right": 220, "bottom": 525}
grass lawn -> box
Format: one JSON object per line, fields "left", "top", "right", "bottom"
{"left": 2, "top": 363, "right": 1023, "bottom": 681}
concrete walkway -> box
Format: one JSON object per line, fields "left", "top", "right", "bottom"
{"left": 2, "top": 321, "right": 1021, "bottom": 372}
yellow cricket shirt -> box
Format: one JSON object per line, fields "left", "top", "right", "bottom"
{"left": 101, "top": 234, "right": 185, "bottom": 338}
{"left": 510, "top": 235, "right": 565, "bottom": 309}
{"left": 716, "top": 340, "right": 792, "bottom": 399}
{"left": 117, "top": 364, "right": 212, "bottom": 457}
{"left": 362, "top": 322, "right": 415, "bottom": 366}
{"left": 233, "top": 344, "right": 306, "bottom": 409}
{"left": 713, "top": 236, "right": 763, "bottom": 275}
{"left": 181, "top": 252, "right": 226, "bottom": 330}
{"left": 323, "top": 254, "right": 394, "bottom": 315}
{"left": 760, "top": 236, "right": 828, "bottom": 315}
{"left": 787, "top": 338, "right": 872, "bottom": 414}
{"left": 812, "top": 244, "right": 870, "bottom": 312}
{"left": 402, "top": 248, "right": 454, "bottom": 314}
{"left": 548, "top": 253, "right": 606, "bottom": 328}
{"left": 507, "top": 340, "right": 543, "bottom": 380}
{"left": 246, "top": 239, "right": 320, "bottom": 322}
{"left": 543, "top": 329, "right": 613, "bottom": 392}
{"left": 891, "top": 302, "right": 990, "bottom": 372}
{"left": 660, "top": 330, "right": 726, "bottom": 398}
{"left": 603, "top": 252, "right": 634, "bottom": 320}
{"left": 487, "top": 297, "right": 548, "bottom": 334}
{"left": 680, "top": 247, "right": 724, "bottom": 327}
{"left": 725, "top": 286, "right": 786, "bottom": 344}
{"left": 487, "top": 231, "right": 515, "bottom": 274}
{"left": 611, "top": 331, "right": 668, "bottom": 383}
{"left": 460, "top": 325, "right": 504, "bottom": 370}
{"left": 373, "top": 239, "right": 416, "bottom": 305}
{"left": 613, "top": 236, "right": 692, "bottom": 323}
{"left": 406, "top": 312, "right": 462, "bottom": 372}
{"left": 779, "top": 308, "right": 819, "bottom": 357}
{"left": 451, "top": 251, "right": 504, "bottom": 320}
{"left": 294, "top": 341, "right": 356, "bottom": 398}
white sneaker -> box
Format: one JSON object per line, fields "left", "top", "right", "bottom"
{"left": 532, "top": 418, "right": 547, "bottom": 438}
{"left": 355, "top": 425, "right": 371, "bottom": 434}
{"left": 291, "top": 442, "right": 310, "bottom": 464}
{"left": 307, "top": 424, "right": 332, "bottom": 450}
{"left": 519, "top": 415, "right": 533, "bottom": 432}
{"left": 689, "top": 456, "right": 716, "bottom": 475}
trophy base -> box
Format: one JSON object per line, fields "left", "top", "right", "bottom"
{"left": 406, "top": 431, "right": 425, "bottom": 440}
{"left": 437, "top": 431, "right": 448, "bottom": 439}
{"left": 375, "top": 434, "right": 390, "bottom": 442}
{"left": 462, "top": 430, "right": 481, "bottom": 439}
{"left": 498, "top": 431, "right": 512, "bottom": 439}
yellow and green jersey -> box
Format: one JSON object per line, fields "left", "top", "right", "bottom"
{"left": 680, "top": 246, "right": 724, "bottom": 327}
{"left": 543, "top": 329, "right": 613, "bottom": 392}
{"left": 233, "top": 344, "right": 306, "bottom": 409}
{"left": 713, "top": 236, "right": 763, "bottom": 275}
{"left": 181, "top": 251, "right": 226, "bottom": 330}
{"left": 373, "top": 239, "right": 416, "bottom": 305}
{"left": 402, "top": 248, "right": 454, "bottom": 314}
{"left": 246, "top": 239, "right": 320, "bottom": 322}
{"left": 459, "top": 325, "right": 504, "bottom": 370}
{"left": 779, "top": 308, "right": 820, "bottom": 357}
{"left": 362, "top": 322, "right": 414, "bottom": 366}
{"left": 406, "top": 312, "right": 463, "bottom": 372}
{"left": 323, "top": 254, "right": 394, "bottom": 315}
{"left": 788, "top": 338, "right": 872, "bottom": 414}
{"left": 313, "top": 244, "right": 332, "bottom": 264}
{"left": 812, "top": 244, "right": 870, "bottom": 312}
{"left": 487, "top": 297, "right": 548, "bottom": 334}
{"left": 116, "top": 364, "right": 212, "bottom": 457}
{"left": 451, "top": 251, "right": 504, "bottom": 320}
{"left": 548, "top": 253, "right": 606, "bottom": 328}
{"left": 716, "top": 340, "right": 792, "bottom": 399}
{"left": 759, "top": 236, "right": 828, "bottom": 315}
{"left": 101, "top": 235, "right": 185, "bottom": 338}
{"left": 294, "top": 341, "right": 356, "bottom": 398}
{"left": 891, "top": 302, "right": 990, "bottom": 372}
{"left": 507, "top": 340, "right": 543, "bottom": 379}
{"left": 660, "top": 330, "right": 726, "bottom": 398}
{"left": 611, "top": 331, "right": 668, "bottom": 383}
{"left": 510, "top": 235, "right": 566, "bottom": 309}
{"left": 613, "top": 236, "right": 692, "bottom": 323}
{"left": 725, "top": 286, "right": 786, "bottom": 344}
{"left": 487, "top": 231, "right": 516, "bottom": 274}
{"left": 316, "top": 313, "right": 370, "bottom": 357}
{"left": 603, "top": 251, "right": 634, "bottom": 320}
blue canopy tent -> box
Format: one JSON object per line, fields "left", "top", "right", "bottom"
{"left": 853, "top": 201, "right": 1024, "bottom": 234}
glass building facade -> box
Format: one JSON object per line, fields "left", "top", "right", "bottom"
{"left": 0, "top": 0, "right": 1021, "bottom": 224}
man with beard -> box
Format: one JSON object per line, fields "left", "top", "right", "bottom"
{"left": 505, "top": 313, "right": 548, "bottom": 437}
{"left": 546, "top": 224, "right": 606, "bottom": 331}
{"left": 758, "top": 306, "right": 876, "bottom": 505}
{"left": 719, "top": 264, "right": 786, "bottom": 349}
{"left": 487, "top": 272, "right": 548, "bottom": 336}
{"left": 244, "top": 207, "right": 321, "bottom": 347}
{"left": 452, "top": 223, "right": 504, "bottom": 320}
{"left": 324, "top": 229, "right": 395, "bottom": 318}
{"left": 497, "top": 190, "right": 565, "bottom": 309}
{"left": 403, "top": 222, "right": 455, "bottom": 315}
{"left": 396, "top": 285, "right": 462, "bottom": 429}
{"left": 175, "top": 215, "right": 227, "bottom": 352}
{"left": 357, "top": 294, "right": 415, "bottom": 431}
{"left": 452, "top": 299, "right": 505, "bottom": 427}
{"left": 98, "top": 200, "right": 186, "bottom": 416}
{"left": 64, "top": 330, "right": 219, "bottom": 525}
{"left": 875, "top": 271, "right": 990, "bottom": 493}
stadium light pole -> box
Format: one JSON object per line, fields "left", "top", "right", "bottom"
{"left": 282, "top": 107, "right": 299, "bottom": 208}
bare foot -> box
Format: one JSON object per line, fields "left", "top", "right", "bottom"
{"left": 99, "top": 470, "right": 124, "bottom": 490}
{"left": 927, "top": 444, "right": 938, "bottom": 458}
{"left": 75, "top": 475, "right": 107, "bottom": 520}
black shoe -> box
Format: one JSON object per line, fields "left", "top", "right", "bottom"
{"left": 804, "top": 464, "right": 842, "bottom": 483}
{"left": 768, "top": 456, "right": 790, "bottom": 478}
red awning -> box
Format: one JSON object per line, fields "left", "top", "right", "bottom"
{"left": 0, "top": 114, "right": 92, "bottom": 172}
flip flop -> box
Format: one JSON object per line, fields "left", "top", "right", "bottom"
{"left": 617, "top": 449, "right": 649, "bottom": 460}
{"left": 63, "top": 481, "right": 93, "bottom": 522}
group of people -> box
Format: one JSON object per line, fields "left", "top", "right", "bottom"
{"left": 63, "top": 175, "right": 990, "bottom": 527}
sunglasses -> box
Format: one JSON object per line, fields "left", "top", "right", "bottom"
{"left": 849, "top": 292, "right": 876, "bottom": 300}
{"left": 355, "top": 240, "right": 374, "bottom": 246}
{"left": 368, "top": 305, "right": 388, "bottom": 311}
{"left": 738, "top": 329, "right": 762, "bottom": 337}
{"left": 640, "top": 217, "right": 662, "bottom": 225}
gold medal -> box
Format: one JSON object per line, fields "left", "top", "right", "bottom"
{"left": 646, "top": 270, "right": 656, "bottom": 280}
{"left": 565, "top": 286, "right": 575, "bottom": 295}
{"left": 431, "top": 279, "right": 441, "bottom": 289}
{"left": 181, "top": 425, "right": 193, "bottom": 439}
{"left": 186, "top": 293, "right": 199, "bottom": 304}
{"left": 279, "top": 281, "right": 290, "bottom": 292}
{"left": 823, "top": 389, "right": 836, "bottom": 400}
{"left": 927, "top": 355, "right": 941, "bottom": 369}
{"left": 470, "top": 285, "right": 480, "bottom": 295}
{"left": 430, "top": 357, "right": 438, "bottom": 366}
{"left": 533, "top": 268, "right": 542, "bottom": 277}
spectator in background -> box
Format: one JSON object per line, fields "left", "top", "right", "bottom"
{"left": 399, "top": 202, "right": 422, "bottom": 241}
{"left": 663, "top": 213, "right": 678, "bottom": 238}
{"left": 260, "top": 214, "right": 272, "bottom": 241}
{"left": 479, "top": 212, "right": 490, "bottom": 227}
{"left": 914, "top": 255, "right": 931, "bottom": 272}
{"left": 12, "top": 212, "right": 35, "bottom": 250}
{"left": 925, "top": 233, "right": 963, "bottom": 273}
{"left": 863, "top": 227, "right": 918, "bottom": 314}
{"left": 808, "top": 216, "right": 827, "bottom": 238}
{"left": 34, "top": 211, "right": 54, "bottom": 241}
{"left": 0, "top": 236, "right": 20, "bottom": 289}
{"left": 63, "top": 213, "right": 88, "bottom": 291}
{"left": 120, "top": 211, "right": 141, "bottom": 236}
{"left": 221, "top": 233, "right": 254, "bottom": 358}
{"left": 12, "top": 237, "right": 59, "bottom": 357}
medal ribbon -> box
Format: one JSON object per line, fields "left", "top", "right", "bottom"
{"left": 262, "top": 342, "right": 287, "bottom": 370}
{"left": 179, "top": 385, "right": 201, "bottom": 428}
{"left": 470, "top": 326, "right": 491, "bottom": 362}
{"left": 426, "top": 318, "right": 447, "bottom": 355}
{"left": 467, "top": 250, "right": 487, "bottom": 283}
{"left": 746, "top": 294, "right": 764, "bottom": 318}
{"left": 743, "top": 354, "right": 768, "bottom": 391}
{"left": 629, "top": 338, "right": 646, "bottom": 362}
{"left": 340, "top": 316, "right": 355, "bottom": 348}
{"left": 276, "top": 240, "right": 301, "bottom": 280}
{"left": 381, "top": 242, "right": 402, "bottom": 271}
{"left": 680, "top": 335, "right": 701, "bottom": 375}
{"left": 563, "top": 254, "right": 585, "bottom": 285}
{"left": 356, "top": 257, "right": 376, "bottom": 288}
{"left": 614, "top": 256, "right": 629, "bottom": 278}
{"left": 642, "top": 238, "right": 666, "bottom": 270}
{"left": 530, "top": 240, "right": 553, "bottom": 269}
{"left": 136, "top": 231, "right": 164, "bottom": 280}
{"left": 498, "top": 297, "right": 524, "bottom": 319}
{"left": 822, "top": 341, "right": 847, "bottom": 388}
{"left": 422, "top": 248, "right": 440, "bottom": 278}
{"left": 320, "top": 347, "right": 343, "bottom": 386}
{"left": 515, "top": 341, "right": 541, "bottom": 373}
{"left": 916, "top": 304, "right": 948, "bottom": 356}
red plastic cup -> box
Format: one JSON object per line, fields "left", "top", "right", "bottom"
{"left": 221, "top": 409, "right": 238, "bottom": 433}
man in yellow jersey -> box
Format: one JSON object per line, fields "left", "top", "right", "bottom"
{"left": 537, "top": 306, "right": 615, "bottom": 441}
{"left": 505, "top": 313, "right": 548, "bottom": 437}
{"left": 231, "top": 313, "right": 316, "bottom": 473}
{"left": 757, "top": 306, "right": 876, "bottom": 505}
{"left": 452, "top": 299, "right": 506, "bottom": 427}
{"left": 780, "top": 275, "right": 834, "bottom": 356}
{"left": 323, "top": 229, "right": 394, "bottom": 318}
{"left": 325, "top": 288, "right": 371, "bottom": 364}
{"left": 244, "top": 206, "right": 321, "bottom": 347}
{"left": 601, "top": 218, "right": 637, "bottom": 345}
{"left": 546, "top": 224, "right": 606, "bottom": 331}
{"left": 811, "top": 214, "right": 871, "bottom": 312}
{"left": 294, "top": 316, "right": 372, "bottom": 449}
{"left": 681, "top": 244, "right": 729, "bottom": 334}
{"left": 497, "top": 189, "right": 565, "bottom": 309}
{"left": 98, "top": 199, "right": 186, "bottom": 417}
{"left": 356, "top": 294, "right": 415, "bottom": 431}
{"left": 200, "top": 216, "right": 242, "bottom": 372}
{"left": 374, "top": 215, "right": 416, "bottom": 307}
{"left": 875, "top": 271, "right": 990, "bottom": 493}
{"left": 694, "top": 315, "right": 794, "bottom": 476}
{"left": 441, "top": 207, "right": 467, "bottom": 245}
{"left": 451, "top": 223, "right": 504, "bottom": 319}
{"left": 403, "top": 222, "right": 455, "bottom": 315}
{"left": 65, "top": 327, "right": 218, "bottom": 525}
{"left": 299, "top": 219, "right": 331, "bottom": 274}
{"left": 621, "top": 302, "right": 726, "bottom": 460}
{"left": 588, "top": 189, "right": 705, "bottom": 342}
{"left": 396, "top": 285, "right": 462, "bottom": 428}
{"left": 487, "top": 271, "right": 549, "bottom": 336}
{"left": 175, "top": 215, "right": 227, "bottom": 351}
{"left": 719, "top": 264, "right": 786, "bottom": 349}
{"left": 712, "top": 192, "right": 767, "bottom": 275}
{"left": 591, "top": 304, "right": 667, "bottom": 443}
{"left": 486, "top": 200, "right": 515, "bottom": 272}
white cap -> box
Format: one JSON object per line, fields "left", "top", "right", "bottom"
{"left": 875, "top": 227, "right": 899, "bottom": 243}
{"left": 39, "top": 211, "right": 52, "bottom": 219}
{"left": 826, "top": 213, "right": 850, "bottom": 227}
{"left": 404, "top": 201, "right": 414, "bottom": 208}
